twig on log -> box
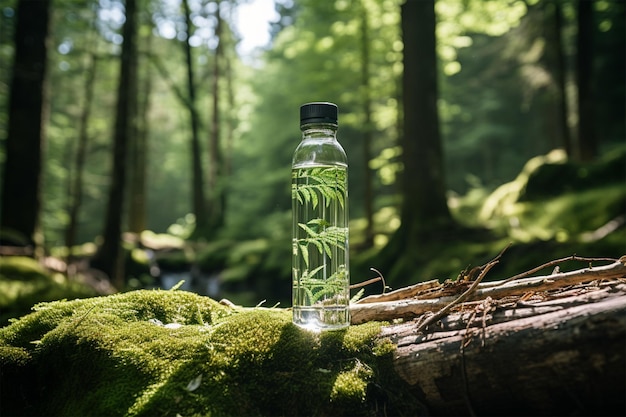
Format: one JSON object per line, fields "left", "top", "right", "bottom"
{"left": 349, "top": 268, "right": 388, "bottom": 292}
{"left": 414, "top": 260, "right": 498, "bottom": 333}
{"left": 480, "top": 255, "right": 619, "bottom": 288}
{"left": 356, "top": 279, "right": 440, "bottom": 304}
{"left": 350, "top": 256, "right": 626, "bottom": 325}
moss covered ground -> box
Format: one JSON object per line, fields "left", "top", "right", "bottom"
{"left": 0, "top": 256, "right": 98, "bottom": 326}
{"left": 0, "top": 289, "right": 420, "bottom": 416}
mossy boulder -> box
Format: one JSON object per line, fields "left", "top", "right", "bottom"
{"left": 520, "top": 145, "right": 626, "bottom": 201}
{"left": 0, "top": 256, "right": 99, "bottom": 326}
{"left": 0, "top": 290, "right": 419, "bottom": 416}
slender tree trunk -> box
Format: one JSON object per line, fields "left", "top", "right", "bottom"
{"left": 541, "top": 0, "right": 572, "bottom": 155}
{"left": 576, "top": 0, "right": 596, "bottom": 161}
{"left": 220, "top": 7, "right": 236, "bottom": 233}
{"left": 93, "top": 0, "right": 139, "bottom": 288}
{"left": 0, "top": 0, "right": 51, "bottom": 250}
{"left": 223, "top": 20, "right": 235, "bottom": 220}
{"left": 208, "top": 0, "right": 225, "bottom": 231}
{"left": 128, "top": 27, "right": 153, "bottom": 234}
{"left": 552, "top": 1, "right": 572, "bottom": 156}
{"left": 360, "top": 3, "right": 374, "bottom": 248}
{"left": 182, "top": 0, "right": 208, "bottom": 236}
{"left": 65, "top": 53, "right": 98, "bottom": 258}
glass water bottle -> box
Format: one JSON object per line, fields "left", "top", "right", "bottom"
{"left": 292, "top": 102, "right": 350, "bottom": 331}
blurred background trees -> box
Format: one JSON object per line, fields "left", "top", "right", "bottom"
{"left": 0, "top": 0, "right": 624, "bottom": 311}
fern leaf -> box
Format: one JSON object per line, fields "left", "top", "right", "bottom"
{"left": 307, "top": 237, "right": 324, "bottom": 255}
{"left": 298, "top": 222, "right": 318, "bottom": 237}
{"left": 298, "top": 243, "right": 309, "bottom": 268}
{"left": 321, "top": 240, "right": 332, "bottom": 258}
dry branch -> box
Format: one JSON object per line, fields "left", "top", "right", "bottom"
{"left": 350, "top": 257, "right": 626, "bottom": 325}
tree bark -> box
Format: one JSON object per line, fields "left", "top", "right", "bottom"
{"left": 542, "top": 1, "right": 573, "bottom": 158}
{"left": 208, "top": 0, "right": 225, "bottom": 232}
{"left": 128, "top": 25, "right": 153, "bottom": 234}
{"left": 182, "top": 0, "right": 209, "bottom": 236}
{"left": 93, "top": 0, "right": 139, "bottom": 288}
{"left": 374, "top": 0, "right": 455, "bottom": 281}
{"left": 349, "top": 257, "right": 626, "bottom": 415}
{"left": 0, "top": 0, "right": 51, "bottom": 249}
{"left": 399, "top": 0, "right": 452, "bottom": 235}
{"left": 359, "top": 2, "right": 374, "bottom": 248}
{"left": 386, "top": 286, "right": 626, "bottom": 415}
{"left": 223, "top": 16, "right": 235, "bottom": 221}
{"left": 65, "top": 52, "right": 97, "bottom": 257}
{"left": 576, "top": 0, "right": 596, "bottom": 161}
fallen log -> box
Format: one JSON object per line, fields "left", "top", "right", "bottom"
{"left": 360, "top": 256, "right": 626, "bottom": 415}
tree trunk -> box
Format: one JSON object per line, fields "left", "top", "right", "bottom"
{"left": 182, "top": 0, "right": 209, "bottom": 237}
{"left": 208, "top": 0, "right": 225, "bottom": 232}
{"left": 576, "top": 0, "right": 596, "bottom": 162}
{"left": 128, "top": 26, "right": 153, "bottom": 234}
{"left": 65, "top": 53, "right": 97, "bottom": 257}
{"left": 359, "top": 3, "right": 374, "bottom": 249}
{"left": 0, "top": 0, "right": 51, "bottom": 250}
{"left": 543, "top": 1, "right": 572, "bottom": 157}
{"left": 388, "top": 287, "right": 625, "bottom": 415}
{"left": 375, "top": 0, "right": 455, "bottom": 280}
{"left": 223, "top": 17, "right": 235, "bottom": 223}
{"left": 359, "top": 258, "right": 626, "bottom": 415}
{"left": 93, "top": 0, "right": 139, "bottom": 288}
{"left": 400, "top": 0, "right": 451, "bottom": 235}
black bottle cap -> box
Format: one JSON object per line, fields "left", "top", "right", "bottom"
{"left": 300, "top": 102, "right": 338, "bottom": 126}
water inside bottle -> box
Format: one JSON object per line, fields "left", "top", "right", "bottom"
{"left": 292, "top": 164, "right": 350, "bottom": 331}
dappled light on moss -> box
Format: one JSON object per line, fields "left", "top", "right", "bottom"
{"left": 331, "top": 362, "right": 372, "bottom": 404}
{"left": 0, "top": 256, "right": 99, "bottom": 326}
{"left": 0, "top": 290, "right": 421, "bottom": 416}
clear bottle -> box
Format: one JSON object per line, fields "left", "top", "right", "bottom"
{"left": 292, "top": 102, "right": 350, "bottom": 331}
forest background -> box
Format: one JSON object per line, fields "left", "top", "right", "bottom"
{"left": 0, "top": 0, "right": 624, "bottom": 314}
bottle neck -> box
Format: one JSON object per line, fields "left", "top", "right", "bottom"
{"left": 300, "top": 123, "right": 338, "bottom": 140}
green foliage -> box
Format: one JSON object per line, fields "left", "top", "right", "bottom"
{"left": 297, "top": 224, "right": 347, "bottom": 264}
{"left": 521, "top": 145, "right": 626, "bottom": 200}
{"left": 292, "top": 166, "right": 347, "bottom": 209}
{"left": 293, "top": 166, "right": 349, "bottom": 306}
{"left": 0, "top": 290, "right": 420, "bottom": 416}
{"left": 358, "top": 145, "right": 626, "bottom": 287}
{"left": 0, "top": 256, "right": 98, "bottom": 326}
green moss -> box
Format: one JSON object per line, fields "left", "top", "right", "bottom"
{"left": 0, "top": 256, "right": 98, "bottom": 326}
{"left": 0, "top": 290, "right": 422, "bottom": 416}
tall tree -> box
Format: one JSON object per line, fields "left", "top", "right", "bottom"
{"left": 0, "top": 0, "right": 51, "bottom": 250}
{"left": 399, "top": 0, "right": 452, "bottom": 236}
{"left": 376, "top": 0, "right": 455, "bottom": 281}
{"left": 359, "top": 0, "right": 374, "bottom": 248}
{"left": 65, "top": 52, "right": 98, "bottom": 258}
{"left": 182, "top": 0, "right": 209, "bottom": 237}
{"left": 207, "top": 0, "right": 225, "bottom": 231}
{"left": 576, "top": 0, "right": 596, "bottom": 161}
{"left": 92, "top": 0, "right": 139, "bottom": 288}
{"left": 543, "top": 0, "right": 572, "bottom": 156}
{"left": 128, "top": 22, "right": 154, "bottom": 234}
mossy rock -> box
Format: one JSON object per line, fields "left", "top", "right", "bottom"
{"left": 0, "top": 290, "right": 420, "bottom": 416}
{"left": 0, "top": 256, "right": 98, "bottom": 326}
{"left": 520, "top": 145, "right": 626, "bottom": 201}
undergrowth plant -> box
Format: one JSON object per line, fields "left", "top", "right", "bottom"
{"left": 292, "top": 166, "right": 348, "bottom": 305}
